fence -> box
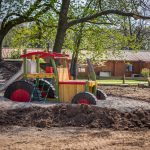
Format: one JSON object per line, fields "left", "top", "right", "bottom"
{"left": 2, "top": 48, "right": 45, "bottom": 58}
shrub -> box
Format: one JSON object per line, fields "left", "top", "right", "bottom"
{"left": 39, "top": 58, "right": 46, "bottom": 63}
{"left": 10, "top": 49, "right": 21, "bottom": 59}
{"left": 141, "top": 68, "right": 150, "bottom": 77}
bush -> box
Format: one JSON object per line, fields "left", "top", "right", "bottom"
{"left": 141, "top": 68, "right": 150, "bottom": 77}
{"left": 39, "top": 58, "right": 46, "bottom": 63}
{"left": 10, "top": 49, "right": 21, "bottom": 59}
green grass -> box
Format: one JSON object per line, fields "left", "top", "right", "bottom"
{"left": 97, "top": 79, "right": 148, "bottom": 85}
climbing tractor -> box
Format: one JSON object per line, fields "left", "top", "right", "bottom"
{"left": 4, "top": 51, "right": 106, "bottom": 105}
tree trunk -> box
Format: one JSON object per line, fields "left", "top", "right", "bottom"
{"left": 0, "top": 36, "right": 4, "bottom": 61}
{"left": 53, "top": 0, "right": 70, "bottom": 53}
{"left": 0, "top": 42, "right": 2, "bottom": 61}
{"left": 123, "top": 62, "right": 126, "bottom": 84}
{"left": 0, "top": 29, "right": 12, "bottom": 60}
{"left": 70, "top": 51, "right": 79, "bottom": 80}
{"left": 148, "top": 77, "right": 150, "bottom": 87}
{"left": 70, "top": 24, "right": 84, "bottom": 79}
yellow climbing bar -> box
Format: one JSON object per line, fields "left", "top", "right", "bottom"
{"left": 88, "top": 81, "right": 97, "bottom": 87}
{"left": 25, "top": 73, "right": 55, "bottom": 79}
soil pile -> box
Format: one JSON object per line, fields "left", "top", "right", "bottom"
{"left": 0, "top": 104, "right": 149, "bottom": 130}
{"left": 0, "top": 61, "right": 21, "bottom": 80}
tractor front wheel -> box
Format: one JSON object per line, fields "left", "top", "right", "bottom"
{"left": 72, "top": 92, "right": 97, "bottom": 105}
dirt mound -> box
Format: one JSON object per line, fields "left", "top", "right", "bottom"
{"left": 0, "top": 61, "right": 21, "bottom": 80}
{"left": 0, "top": 104, "right": 149, "bottom": 130}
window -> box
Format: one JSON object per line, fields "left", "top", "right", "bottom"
{"left": 78, "top": 67, "right": 86, "bottom": 73}
{"left": 126, "top": 64, "right": 133, "bottom": 72}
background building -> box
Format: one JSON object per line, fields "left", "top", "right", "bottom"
{"left": 79, "top": 50, "right": 150, "bottom": 78}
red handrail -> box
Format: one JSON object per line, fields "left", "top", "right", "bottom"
{"left": 20, "top": 51, "right": 69, "bottom": 59}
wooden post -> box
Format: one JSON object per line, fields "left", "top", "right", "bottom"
{"left": 35, "top": 55, "right": 40, "bottom": 86}
{"left": 147, "top": 77, "right": 150, "bottom": 86}
{"left": 50, "top": 58, "right": 59, "bottom": 100}
{"left": 123, "top": 74, "right": 125, "bottom": 84}
{"left": 36, "top": 55, "right": 40, "bottom": 73}
{"left": 23, "top": 49, "right": 27, "bottom": 78}
{"left": 47, "top": 42, "right": 50, "bottom": 52}
{"left": 63, "top": 52, "right": 67, "bottom": 67}
{"left": 123, "top": 61, "right": 126, "bottom": 84}
{"left": 85, "top": 81, "right": 89, "bottom": 92}
{"left": 93, "top": 84, "right": 97, "bottom": 96}
{"left": 113, "top": 61, "right": 116, "bottom": 76}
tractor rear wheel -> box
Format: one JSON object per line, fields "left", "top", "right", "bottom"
{"left": 72, "top": 92, "right": 97, "bottom": 105}
{"left": 4, "top": 80, "right": 40, "bottom": 102}
{"left": 96, "top": 89, "right": 107, "bottom": 100}
{"left": 34, "top": 79, "right": 56, "bottom": 98}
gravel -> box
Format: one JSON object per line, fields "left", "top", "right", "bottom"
{"left": 0, "top": 95, "right": 150, "bottom": 112}
{"left": 97, "top": 96, "right": 150, "bottom": 112}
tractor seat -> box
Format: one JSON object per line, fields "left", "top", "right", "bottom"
{"left": 45, "top": 66, "right": 53, "bottom": 73}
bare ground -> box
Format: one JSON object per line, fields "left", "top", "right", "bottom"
{"left": 101, "top": 85, "right": 150, "bottom": 103}
{"left": 0, "top": 101, "right": 149, "bottom": 150}
{"left": 0, "top": 85, "right": 150, "bottom": 150}
{"left": 0, "top": 126, "right": 150, "bottom": 150}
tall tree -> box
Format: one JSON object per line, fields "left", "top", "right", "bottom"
{"left": 53, "top": 0, "right": 150, "bottom": 53}
{"left": 8, "top": 13, "right": 57, "bottom": 49}
{"left": 0, "top": 0, "right": 57, "bottom": 60}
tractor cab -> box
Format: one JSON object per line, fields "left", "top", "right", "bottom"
{"left": 4, "top": 50, "right": 107, "bottom": 104}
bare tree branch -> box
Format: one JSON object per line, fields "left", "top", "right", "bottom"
{"left": 2, "top": 16, "right": 35, "bottom": 36}
{"left": 68, "top": 10, "right": 150, "bottom": 27}
{"left": 1, "top": 13, "right": 22, "bottom": 29}
{"left": 36, "top": 19, "right": 57, "bottom": 28}
{"left": 86, "top": 21, "right": 113, "bottom": 25}
{"left": 25, "top": 0, "right": 43, "bottom": 17}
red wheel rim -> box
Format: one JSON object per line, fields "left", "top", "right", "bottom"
{"left": 78, "top": 99, "right": 90, "bottom": 104}
{"left": 41, "top": 92, "right": 47, "bottom": 97}
{"left": 39, "top": 86, "right": 47, "bottom": 97}
{"left": 10, "top": 89, "right": 30, "bottom": 102}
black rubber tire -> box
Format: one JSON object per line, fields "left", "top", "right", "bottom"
{"left": 4, "top": 80, "right": 40, "bottom": 102}
{"left": 72, "top": 92, "right": 97, "bottom": 105}
{"left": 34, "top": 79, "right": 56, "bottom": 98}
{"left": 96, "top": 89, "right": 107, "bottom": 100}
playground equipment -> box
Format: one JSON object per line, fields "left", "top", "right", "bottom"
{"left": 4, "top": 50, "right": 106, "bottom": 104}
